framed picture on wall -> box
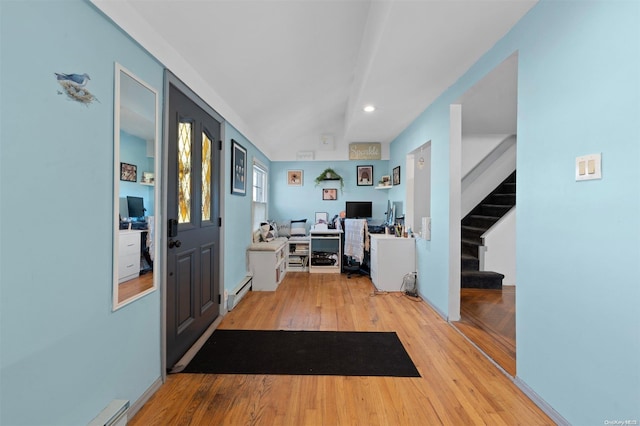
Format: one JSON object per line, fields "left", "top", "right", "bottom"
{"left": 392, "top": 166, "right": 401, "bottom": 185}
{"left": 287, "top": 170, "right": 303, "bottom": 186}
{"left": 120, "top": 162, "right": 137, "bottom": 182}
{"left": 322, "top": 188, "right": 337, "bottom": 200}
{"left": 356, "top": 165, "right": 373, "bottom": 186}
{"left": 315, "top": 212, "right": 329, "bottom": 224}
{"left": 231, "top": 139, "right": 247, "bottom": 195}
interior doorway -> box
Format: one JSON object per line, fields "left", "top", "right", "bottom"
{"left": 450, "top": 53, "right": 519, "bottom": 375}
{"left": 405, "top": 141, "right": 431, "bottom": 239}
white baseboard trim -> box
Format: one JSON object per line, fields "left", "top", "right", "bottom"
{"left": 449, "top": 322, "right": 570, "bottom": 426}
{"left": 127, "top": 377, "right": 162, "bottom": 421}
{"left": 418, "top": 291, "right": 448, "bottom": 321}
{"left": 514, "top": 377, "right": 570, "bottom": 426}
{"left": 169, "top": 314, "right": 224, "bottom": 373}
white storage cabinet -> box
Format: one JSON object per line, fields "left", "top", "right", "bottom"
{"left": 369, "top": 234, "right": 416, "bottom": 291}
{"left": 118, "top": 230, "right": 142, "bottom": 283}
{"left": 248, "top": 242, "right": 288, "bottom": 291}
{"left": 309, "top": 230, "right": 342, "bottom": 273}
{"left": 287, "top": 238, "right": 310, "bottom": 271}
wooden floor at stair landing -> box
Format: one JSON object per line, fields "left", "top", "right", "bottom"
{"left": 130, "top": 273, "right": 549, "bottom": 425}
{"left": 454, "top": 287, "right": 517, "bottom": 376}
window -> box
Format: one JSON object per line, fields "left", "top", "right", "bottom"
{"left": 252, "top": 161, "right": 268, "bottom": 231}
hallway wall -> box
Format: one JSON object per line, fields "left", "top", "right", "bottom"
{"left": 0, "top": 1, "right": 164, "bottom": 424}
{"left": 388, "top": 1, "right": 639, "bottom": 423}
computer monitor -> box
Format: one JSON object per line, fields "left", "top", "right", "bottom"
{"left": 345, "top": 201, "right": 372, "bottom": 219}
{"left": 126, "top": 196, "right": 146, "bottom": 219}
{"left": 385, "top": 199, "right": 393, "bottom": 226}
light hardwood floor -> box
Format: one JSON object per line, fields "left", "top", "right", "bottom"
{"left": 118, "top": 271, "right": 153, "bottom": 303}
{"left": 130, "top": 273, "right": 551, "bottom": 425}
{"left": 453, "top": 287, "right": 516, "bottom": 376}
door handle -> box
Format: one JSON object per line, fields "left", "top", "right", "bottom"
{"left": 168, "top": 239, "right": 182, "bottom": 249}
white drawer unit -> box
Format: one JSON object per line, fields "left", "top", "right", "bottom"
{"left": 370, "top": 234, "right": 416, "bottom": 291}
{"left": 248, "top": 242, "right": 288, "bottom": 291}
{"left": 118, "top": 230, "right": 142, "bottom": 283}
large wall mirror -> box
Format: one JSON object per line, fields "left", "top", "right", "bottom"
{"left": 113, "top": 63, "right": 160, "bottom": 310}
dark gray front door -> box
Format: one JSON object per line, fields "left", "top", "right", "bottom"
{"left": 166, "top": 83, "right": 221, "bottom": 368}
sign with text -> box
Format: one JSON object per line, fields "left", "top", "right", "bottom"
{"left": 349, "top": 143, "right": 381, "bottom": 160}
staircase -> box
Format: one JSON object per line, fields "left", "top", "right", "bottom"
{"left": 461, "top": 171, "right": 516, "bottom": 289}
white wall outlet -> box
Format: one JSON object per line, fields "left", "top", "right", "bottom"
{"left": 575, "top": 153, "right": 602, "bottom": 181}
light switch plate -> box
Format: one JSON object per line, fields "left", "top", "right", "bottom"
{"left": 576, "top": 153, "right": 602, "bottom": 181}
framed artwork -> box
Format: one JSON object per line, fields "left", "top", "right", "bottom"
{"left": 322, "top": 188, "right": 337, "bottom": 200}
{"left": 315, "top": 212, "right": 329, "bottom": 224}
{"left": 120, "top": 162, "right": 137, "bottom": 182}
{"left": 287, "top": 170, "right": 303, "bottom": 186}
{"left": 141, "top": 172, "right": 154, "bottom": 185}
{"left": 357, "top": 165, "right": 373, "bottom": 186}
{"left": 380, "top": 175, "right": 391, "bottom": 186}
{"left": 392, "top": 166, "right": 401, "bottom": 186}
{"left": 231, "top": 139, "right": 247, "bottom": 195}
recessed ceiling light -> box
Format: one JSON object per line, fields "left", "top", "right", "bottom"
{"left": 363, "top": 105, "right": 376, "bottom": 112}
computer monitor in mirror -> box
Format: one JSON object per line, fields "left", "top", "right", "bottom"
{"left": 126, "top": 196, "right": 146, "bottom": 219}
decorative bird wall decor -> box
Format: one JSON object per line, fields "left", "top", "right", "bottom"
{"left": 55, "top": 72, "right": 97, "bottom": 105}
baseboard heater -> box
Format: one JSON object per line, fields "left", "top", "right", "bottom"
{"left": 227, "top": 275, "right": 252, "bottom": 311}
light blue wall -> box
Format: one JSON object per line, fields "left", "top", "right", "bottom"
{"left": 390, "top": 105, "right": 451, "bottom": 312}
{"left": 223, "top": 124, "right": 271, "bottom": 292}
{"left": 120, "top": 131, "right": 154, "bottom": 217}
{"left": 0, "top": 1, "right": 163, "bottom": 424}
{"left": 389, "top": 1, "right": 639, "bottom": 423}
{"left": 514, "top": 2, "right": 639, "bottom": 423}
{"left": 270, "top": 160, "right": 390, "bottom": 225}
{"left": 2, "top": 0, "right": 638, "bottom": 424}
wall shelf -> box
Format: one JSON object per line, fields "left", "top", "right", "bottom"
{"left": 375, "top": 185, "right": 392, "bottom": 190}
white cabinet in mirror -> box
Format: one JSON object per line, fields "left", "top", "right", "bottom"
{"left": 112, "top": 63, "right": 160, "bottom": 311}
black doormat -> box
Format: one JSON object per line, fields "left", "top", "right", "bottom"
{"left": 181, "top": 330, "right": 421, "bottom": 377}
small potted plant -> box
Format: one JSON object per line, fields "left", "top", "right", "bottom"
{"left": 315, "top": 168, "right": 344, "bottom": 192}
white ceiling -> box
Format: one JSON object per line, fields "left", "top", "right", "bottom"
{"left": 93, "top": 0, "right": 536, "bottom": 161}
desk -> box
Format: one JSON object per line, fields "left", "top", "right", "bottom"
{"left": 309, "top": 230, "right": 342, "bottom": 273}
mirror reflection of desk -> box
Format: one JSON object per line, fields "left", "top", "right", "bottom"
{"left": 118, "top": 229, "right": 151, "bottom": 283}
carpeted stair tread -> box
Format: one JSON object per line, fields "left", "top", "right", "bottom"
{"left": 462, "top": 225, "right": 488, "bottom": 232}
{"left": 461, "top": 270, "right": 505, "bottom": 278}
{"left": 482, "top": 203, "right": 513, "bottom": 208}
{"left": 461, "top": 271, "right": 504, "bottom": 289}
{"left": 461, "top": 238, "right": 482, "bottom": 246}
{"left": 467, "top": 214, "right": 500, "bottom": 221}
{"left": 460, "top": 170, "right": 516, "bottom": 290}
{"left": 461, "top": 254, "right": 479, "bottom": 271}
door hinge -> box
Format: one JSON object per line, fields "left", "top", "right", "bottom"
{"left": 218, "top": 217, "right": 222, "bottom": 227}
{"left": 218, "top": 294, "right": 221, "bottom": 304}
{"left": 219, "top": 140, "right": 222, "bottom": 150}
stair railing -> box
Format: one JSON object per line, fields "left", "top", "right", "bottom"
{"left": 461, "top": 135, "right": 516, "bottom": 218}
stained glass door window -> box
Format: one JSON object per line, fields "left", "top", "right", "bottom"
{"left": 201, "top": 132, "right": 212, "bottom": 221}
{"left": 178, "top": 121, "right": 192, "bottom": 224}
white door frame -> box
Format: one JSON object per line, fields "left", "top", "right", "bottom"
{"left": 448, "top": 104, "right": 462, "bottom": 321}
